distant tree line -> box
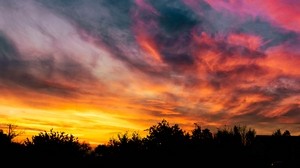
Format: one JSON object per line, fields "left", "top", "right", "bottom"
{"left": 0, "top": 120, "right": 300, "bottom": 167}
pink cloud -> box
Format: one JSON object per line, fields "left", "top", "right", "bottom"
{"left": 135, "top": 0, "right": 159, "bottom": 15}
{"left": 227, "top": 33, "right": 262, "bottom": 50}
{"left": 205, "top": 0, "right": 300, "bottom": 32}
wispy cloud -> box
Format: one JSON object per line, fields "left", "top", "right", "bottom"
{"left": 0, "top": 0, "right": 300, "bottom": 143}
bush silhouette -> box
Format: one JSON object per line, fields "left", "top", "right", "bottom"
{"left": 283, "top": 130, "right": 291, "bottom": 136}
{"left": 2, "top": 121, "right": 300, "bottom": 168}
{"left": 24, "top": 129, "right": 91, "bottom": 166}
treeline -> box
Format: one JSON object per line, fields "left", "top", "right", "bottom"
{"left": 1, "top": 120, "right": 300, "bottom": 167}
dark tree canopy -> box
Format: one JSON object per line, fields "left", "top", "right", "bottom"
{"left": 272, "top": 129, "right": 282, "bottom": 136}
{"left": 24, "top": 129, "right": 91, "bottom": 166}
{"left": 283, "top": 130, "right": 291, "bottom": 136}
{"left": 1, "top": 121, "right": 300, "bottom": 168}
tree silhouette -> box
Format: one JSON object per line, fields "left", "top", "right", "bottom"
{"left": 111, "top": 132, "right": 143, "bottom": 157}
{"left": 24, "top": 129, "right": 91, "bottom": 166}
{"left": 6, "top": 124, "right": 23, "bottom": 141}
{"left": 272, "top": 129, "right": 282, "bottom": 136}
{"left": 245, "top": 127, "right": 256, "bottom": 146}
{"left": 0, "top": 126, "right": 25, "bottom": 165}
{"left": 0, "top": 124, "right": 23, "bottom": 142}
{"left": 145, "top": 119, "right": 188, "bottom": 149}
{"left": 189, "top": 123, "right": 214, "bottom": 166}
{"left": 191, "top": 123, "right": 213, "bottom": 143}
{"left": 143, "top": 119, "right": 190, "bottom": 165}
{"left": 2, "top": 120, "right": 300, "bottom": 167}
{"left": 0, "top": 129, "right": 11, "bottom": 159}
{"left": 0, "top": 129, "right": 10, "bottom": 145}
{"left": 213, "top": 125, "right": 257, "bottom": 167}
{"left": 94, "top": 131, "right": 145, "bottom": 166}
{"left": 283, "top": 130, "right": 291, "bottom": 136}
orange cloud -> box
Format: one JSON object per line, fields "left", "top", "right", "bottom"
{"left": 1, "top": 0, "right": 300, "bottom": 145}
{"left": 227, "top": 33, "right": 262, "bottom": 50}
{"left": 136, "top": 35, "right": 163, "bottom": 62}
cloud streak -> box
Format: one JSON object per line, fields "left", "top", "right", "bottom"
{"left": 0, "top": 0, "right": 300, "bottom": 143}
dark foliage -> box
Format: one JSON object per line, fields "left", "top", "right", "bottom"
{"left": 1, "top": 120, "right": 300, "bottom": 168}
{"left": 23, "top": 129, "right": 92, "bottom": 167}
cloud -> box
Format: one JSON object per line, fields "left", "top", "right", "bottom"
{"left": 205, "top": 0, "right": 300, "bottom": 32}
{"left": 1, "top": 0, "right": 300, "bottom": 143}
{"left": 0, "top": 32, "right": 94, "bottom": 97}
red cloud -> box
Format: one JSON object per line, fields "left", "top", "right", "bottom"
{"left": 206, "top": 0, "right": 300, "bottom": 32}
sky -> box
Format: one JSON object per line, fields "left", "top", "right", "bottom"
{"left": 0, "top": 0, "right": 300, "bottom": 145}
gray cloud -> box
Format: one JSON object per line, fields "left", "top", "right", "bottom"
{"left": 0, "top": 33, "right": 95, "bottom": 97}
{"left": 1, "top": 0, "right": 300, "bottom": 136}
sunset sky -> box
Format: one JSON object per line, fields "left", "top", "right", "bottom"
{"left": 1, "top": 0, "right": 300, "bottom": 145}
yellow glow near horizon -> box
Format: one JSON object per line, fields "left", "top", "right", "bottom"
{"left": 0, "top": 98, "right": 148, "bottom": 145}
{"left": 1, "top": 0, "right": 300, "bottom": 147}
